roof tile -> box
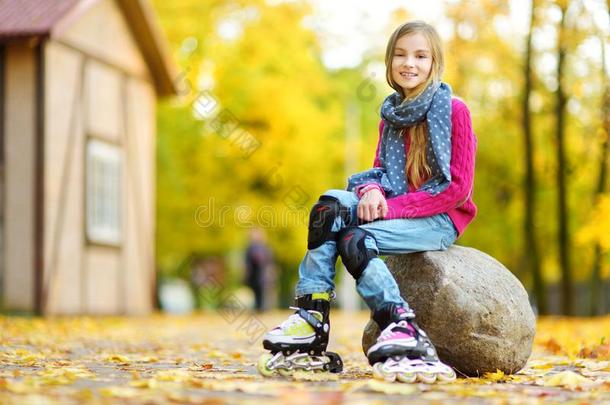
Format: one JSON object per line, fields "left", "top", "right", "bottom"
{"left": 0, "top": 0, "right": 80, "bottom": 39}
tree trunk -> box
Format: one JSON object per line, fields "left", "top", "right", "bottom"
{"left": 522, "top": 0, "right": 546, "bottom": 314}
{"left": 555, "top": 1, "right": 573, "bottom": 315}
{"left": 589, "top": 6, "right": 610, "bottom": 315}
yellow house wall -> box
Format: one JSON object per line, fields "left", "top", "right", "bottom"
{"left": 42, "top": 41, "right": 84, "bottom": 314}
{"left": 54, "top": 0, "right": 148, "bottom": 78}
{"left": 42, "top": 0, "right": 157, "bottom": 315}
{"left": 2, "top": 44, "right": 37, "bottom": 311}
{"left": 82, "top": 58, "right": 123, "bottom": 314}
{"left": 124, "top": 77, "right": 156, "bottom": 314}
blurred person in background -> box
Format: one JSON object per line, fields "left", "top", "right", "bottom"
{"left": 244, "top": 228, "right": 276, "bottom": 311}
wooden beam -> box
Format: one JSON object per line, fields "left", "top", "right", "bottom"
{"left": 115, "top": 0, "right": 176, "bottom": 97}
{"left": 34, "top": 40, "right": 45, "bottom": 314}
{"left": 0, "top": 44, "right": 5, "bottom": 306}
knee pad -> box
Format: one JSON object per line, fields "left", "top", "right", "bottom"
{"left": 307, "top": 195, "right": 350, "bottom": 250}
{"left": 337, "top": 227, "right": 378, "bottom": 280}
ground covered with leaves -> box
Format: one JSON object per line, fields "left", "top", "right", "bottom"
{"left": 0, "top": 311, "right": 609, "bottom": 404}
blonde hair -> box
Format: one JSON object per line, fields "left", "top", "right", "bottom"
{"left": 385, "top": 21, "right": 445, "bottom": 189}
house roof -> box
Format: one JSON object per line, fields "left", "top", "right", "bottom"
{"left": 0, "top": 0, "right": 80, "bottom": 38}
{"left": 0, "top": 0, "right": 176, "bottom": 96}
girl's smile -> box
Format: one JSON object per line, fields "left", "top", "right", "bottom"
{"left": 391, "top": 33, "right": 433, "bottom": 95}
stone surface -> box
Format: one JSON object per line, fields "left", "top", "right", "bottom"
{"left": 362, "top": 245, "right": 536, "bottom": 376}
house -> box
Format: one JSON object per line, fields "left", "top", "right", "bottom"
{"left": 0, "top": 0, "right": 176, "bottom": 314}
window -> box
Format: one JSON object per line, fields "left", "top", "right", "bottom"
{"left": 86, "top": 139, "right": 122, "bottom": 245}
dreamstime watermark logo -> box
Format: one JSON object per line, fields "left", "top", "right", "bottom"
{"left": 355, "top": 71, "right": 388, "bottom": 118}
{"left": 191, "top": 158, "right": 315, "bottom": 229}
{"left": 357, "top": 71, "right": 379, "bottom": 103}
{"left": 197, "top": 272, "right": 267, "bottom": 345}
{"left": 174, "top": 70, "right": 262, "bottom": 159}
{"left": 163, "top": 253, "right": 268, "bottom": 345}
{"left": 194, "top": 199, "right": 310, "bottom": 228}
{"left": 264, "top": 163, "right": 312, "bottom": 211}
{"left": 204, "top": 105, "right": 262, "bottom": 159}
{"left": 174, "top": 67, "right": 361, "bottom": 226}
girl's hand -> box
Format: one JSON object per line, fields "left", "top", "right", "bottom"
{"left": 358, "top": 188, "right": 388, "bottom": 222}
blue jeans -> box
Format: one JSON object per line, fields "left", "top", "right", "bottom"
{"left": 295, "top": 189, "right": 458, "bottom": 311}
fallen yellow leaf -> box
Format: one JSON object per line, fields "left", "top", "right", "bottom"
{"left": 154, "top": 369, "right": 191, "bottom": 382}
{"left": 129, "top": 378, "right": 159, "bottom": 389}
{"left": 292, "top": 371, "right": 339, "bottom": 381}
{"left": 580, "top": 360, "right": 610, "bottom": 372}
{"left": 482, "top": 369, "right": 506, "bottom": 382}
{"left": 362, "top": 379, "right": 418, "bottom": 395}
{"left": 100, "top": 386, "right": 141, "bottom": 398}
{"left": 138, "top": 356, "right": 158, "bottom": 363}
{"left": 230, "top": 352, "right": 244, "bottom": 360}
{"left": 5, "top": 380, "right": 33, "bottom": 394}
{"left": 105, "top": 354, "right": 131, "bottom": 363}
{"left": 207, "top": 350, "right": 225, "bottom": 359}
{"left": 543, "top": 338, "right": 563, "bottom": 354}
{"left": 543, "top": 371, "right": 591, "bottom": 389}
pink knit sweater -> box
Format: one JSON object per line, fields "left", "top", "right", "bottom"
{"left": 361, "top": 98, "right": 477, "bottom": 237}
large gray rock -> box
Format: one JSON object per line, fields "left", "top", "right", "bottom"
{"left": 362, "top": 246, "right": 536, "bottom": 376}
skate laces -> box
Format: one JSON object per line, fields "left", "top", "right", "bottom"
{"left": 278, "top": 313, "right": 306, "bottom": 330}
{"left": 378, "top": 320, "right": 417, "bottom": 341}
{"left": 277, "top": 308, "right": 321, "bottom": 332}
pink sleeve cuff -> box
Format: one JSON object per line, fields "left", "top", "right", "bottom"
{"left": 356, "top": 183, "right": 385, "bottom": 199}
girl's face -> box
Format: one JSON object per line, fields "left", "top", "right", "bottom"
{"left": 391, "top": 33, "right": 433, "bottom": 96}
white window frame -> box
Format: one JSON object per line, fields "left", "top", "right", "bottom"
{"left": 86, "top": 139, "right": 122, "bottom": 246}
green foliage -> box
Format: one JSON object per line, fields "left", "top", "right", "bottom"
{"left": 153, "top": 1, "right": 348, "bottom": 291}
{"left": 151, "top": 0, "right": 610, "bottom": 300}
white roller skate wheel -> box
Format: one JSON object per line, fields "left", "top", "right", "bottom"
{"left": 417, "top": 371, "right": 437, "bottom": 384}
{"left": 372, "top": 362, "right": 385, "bottom": 380}
{"left": 378, "top": 362, "right": 397, "bottom": 383}
{"left": 278, "top": 367, "right": 293, "bottom": 377}
{"left": 397, "top": 371, "right": 417, "bottom": 384}
{"left": 257, "top": 353, "right": 275, "bottom": 377}
{"left": 437, "top": 368, "right": 456, "bottom": 382}
{"left": 383, "top": 371, "right": 397, "bottom": 383}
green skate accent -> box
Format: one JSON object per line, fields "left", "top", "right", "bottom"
{"left": 311, "top": 292, "right": 330, "bottom": 301}
{"left": 284, "top": 311, "right": 323, "bottom": 336}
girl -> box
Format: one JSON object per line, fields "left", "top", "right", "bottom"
{"left": 258, "top": 21, "right": 477, "bottom": 384}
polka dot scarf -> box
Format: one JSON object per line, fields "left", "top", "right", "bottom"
{"left": 348, "top": 81, "right": 453, "bottom": 198}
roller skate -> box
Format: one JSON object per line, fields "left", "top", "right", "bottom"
{"left": 257, "top": 292, "right": 343, "bottom": 377}
{"left": 367, "top": 303, "right": 456, "bottom": 384}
